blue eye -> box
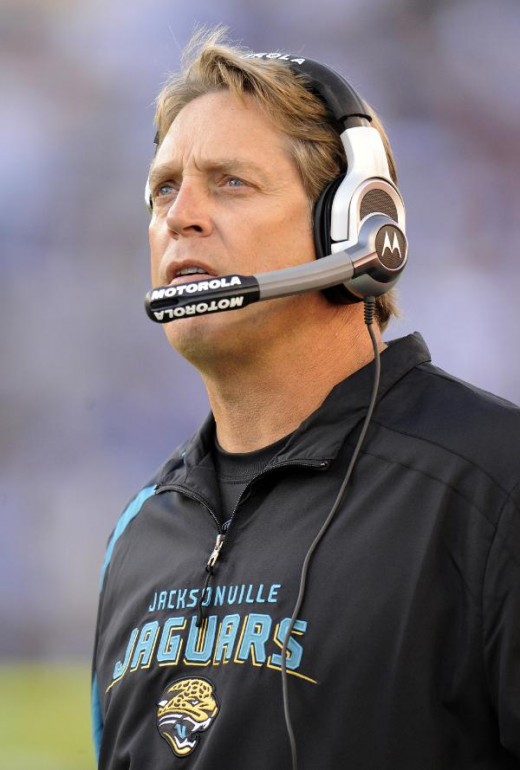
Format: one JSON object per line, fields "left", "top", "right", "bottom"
{"left": 227, "top": 177, "right": 245, "bottom": 187}
{"left": 157, "top": 183, "right": 176, "bottom": 197}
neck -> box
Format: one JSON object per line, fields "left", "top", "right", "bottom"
{"left": 201, "top": 305, "right": 384, "bottom": 453}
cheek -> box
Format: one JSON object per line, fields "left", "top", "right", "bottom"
{"left": 253, "top": 201, "right": 315, "bottom": 269}
{"left": 275, "top": 208, "right": 315, "bottom": 266}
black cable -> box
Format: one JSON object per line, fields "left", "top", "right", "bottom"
{"left": 281, "top": 296, "right": 381, "bottom": 770}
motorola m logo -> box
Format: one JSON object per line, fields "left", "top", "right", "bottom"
{"left": 375, "top": 225, "right": 406, "bottom": 268}
{"left": 383, "top": 230, "right": 402, "bottom": 259}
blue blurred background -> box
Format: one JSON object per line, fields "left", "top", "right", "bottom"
{"left": 1, "top": 0, "right": 518, "bottom": 732}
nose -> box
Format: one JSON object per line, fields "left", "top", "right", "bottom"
{"left": 165, "top": 180, "right": 212, "bottom": 238}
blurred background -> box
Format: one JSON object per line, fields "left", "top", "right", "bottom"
{"left": 1, "top": 0, "right": 519, "bottom": 766}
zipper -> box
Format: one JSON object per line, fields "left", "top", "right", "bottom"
{"left": 155, "top": 483, "right": 227, "bottom": 626}
{"left": 155, "top": 458, "right": 330, "bottom": 626}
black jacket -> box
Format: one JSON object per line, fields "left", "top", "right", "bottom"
{"left": 92, "top": 333, "right": 520, "bottom": 769}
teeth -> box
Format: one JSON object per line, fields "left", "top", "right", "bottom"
{"left": 177, "top": 267, "right": 207, "bottom": 277}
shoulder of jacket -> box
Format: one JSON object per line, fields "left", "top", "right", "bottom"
{"left": 376, "top": 360, "right": 520, "bottom": 493}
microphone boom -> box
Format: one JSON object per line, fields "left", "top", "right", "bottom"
{"left": 144, "top": 215, "right": 407, "bottom": 324}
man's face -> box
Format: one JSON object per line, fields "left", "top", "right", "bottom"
{"left": 148, "top": 89, "right": 323, "bottom": 365}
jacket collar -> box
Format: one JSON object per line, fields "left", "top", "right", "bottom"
{"left": 158, "top": 333, "right": 431, "bottom": 487}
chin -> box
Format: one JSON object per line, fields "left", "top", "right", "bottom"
{"left": 163, "top": 294, "right": 324, "bottom": 368}
{"left": 164, "top": 309, "right": 252, "bottom": 364}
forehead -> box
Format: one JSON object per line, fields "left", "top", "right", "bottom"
{"left": 152, "top": 90, "right": 294, "bottom": 172}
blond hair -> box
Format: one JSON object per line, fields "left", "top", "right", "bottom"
{"left": 153, "top": 28, "right": 399, "bottom": 328}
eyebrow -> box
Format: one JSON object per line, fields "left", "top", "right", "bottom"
{"left": 147, "top": 157, "right": 270, "bottom": 188}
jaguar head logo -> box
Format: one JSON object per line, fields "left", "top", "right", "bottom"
{"left": 157, "top": 677, "right": 219, "bottom": 757}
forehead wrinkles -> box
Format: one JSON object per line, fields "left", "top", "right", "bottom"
{"left": 149, "top": 91, "right": 303, "bottom": 188}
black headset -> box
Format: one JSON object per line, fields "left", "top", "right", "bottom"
{"left": 245, "top": 53, "right": 406, "bottom": 304}
{"left": 145, "top": 52, "right": 406, "bottom": 306}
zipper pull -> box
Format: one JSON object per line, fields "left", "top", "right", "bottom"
{"left": 206, "top": 534, "right": 225, "bottom": 573}
{"left": 197, "top": 534, "right": 226, "bottom": 628}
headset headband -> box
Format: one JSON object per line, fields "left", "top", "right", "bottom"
{"left": 244, "top": 52, "right": 373, "bottom": 129}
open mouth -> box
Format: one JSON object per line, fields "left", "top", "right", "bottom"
{"left": 176, "top": 267, "right": 209, "bottom": 278}
{"left": 168, "top": 265, "right": 215, "bottom": 285}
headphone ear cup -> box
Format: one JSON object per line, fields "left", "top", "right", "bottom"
{"left": 313, "top": 174, "right": 343, "bottom": 259}
{"left": 313, "top": 174, "right": 361, "bottom": 305}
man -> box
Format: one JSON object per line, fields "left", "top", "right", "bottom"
{"left": 92, "top": 29, "right": 520, "bottom": 769}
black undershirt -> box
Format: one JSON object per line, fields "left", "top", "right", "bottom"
{"left": 212, "top": 434, "right": 291, "bottom": 527}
